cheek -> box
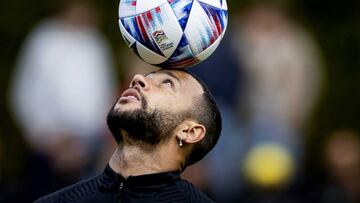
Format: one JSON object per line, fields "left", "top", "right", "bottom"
{"left": 147, "top": 93, "right": 185, "bottom": 112}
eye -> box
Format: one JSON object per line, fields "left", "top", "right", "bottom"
{"left": 162, "top": 79, "right": 174, "bottom": 88}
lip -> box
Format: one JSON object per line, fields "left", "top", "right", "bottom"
{"left": 119, "top": 88, "right": 141, "bottom": 102}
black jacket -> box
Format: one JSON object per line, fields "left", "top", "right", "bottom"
{"left": 35, "top": 165, "right": 214, "bottom": 203}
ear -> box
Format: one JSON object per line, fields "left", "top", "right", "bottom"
{"left": 176, "top": 120, "right": 206, "bottom": 145}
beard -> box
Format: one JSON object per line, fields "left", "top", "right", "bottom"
{"left": 106, "top": 99, "right": 186, "bottom": 146}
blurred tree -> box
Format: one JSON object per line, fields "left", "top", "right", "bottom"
{"left": 0, "top": 0, "right": 359, "bottom": 201}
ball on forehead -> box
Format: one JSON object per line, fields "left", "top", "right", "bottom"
{"left": 118, "top": 0, "right": 228, "bottom": 69}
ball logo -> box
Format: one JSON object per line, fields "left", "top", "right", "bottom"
{"left": 152, "top": 30, "right": 174, "bottom": 52}
{"left": 152, "top": 30, "right": 166, "bottom": 43}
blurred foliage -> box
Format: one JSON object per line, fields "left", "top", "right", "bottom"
{"left": 0, "top": 0, "right": 359, "bottom": 186}
{"left": 297, "top": 0, "right": 360, "bottom": 179}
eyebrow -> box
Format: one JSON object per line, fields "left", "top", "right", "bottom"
{"left": 148, "top": 70, "right": 182, "bottom": 85}
{"left": 162, "top": 71, "right": 181, "bottom": 84}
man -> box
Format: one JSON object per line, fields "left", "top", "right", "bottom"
{"left": 35, "top": 69, "right": 222, "bottom": 203}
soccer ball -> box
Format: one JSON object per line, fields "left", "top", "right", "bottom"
{"left": 118, "top": 0, "right": 228, "bottom": 68}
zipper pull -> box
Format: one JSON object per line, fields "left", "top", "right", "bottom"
{"left": 119, "top": 182, "right": 124, "bottom": 194}
{"left": 118, "top": 182, "right": 124, "bottom": 202}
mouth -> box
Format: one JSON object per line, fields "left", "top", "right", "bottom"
{"left": 119, "top": 88, "right": 141, "bottom": 103}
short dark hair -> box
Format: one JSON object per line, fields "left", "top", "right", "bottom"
{"left": 183, "top": 71, "right": 222, "bottom": 167}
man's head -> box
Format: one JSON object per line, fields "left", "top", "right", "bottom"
{"left": 107, "top": 69, "right": 221, "bottom": 167}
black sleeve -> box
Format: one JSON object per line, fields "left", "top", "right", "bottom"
{"left": 179, "top": 179, "right": 215, "bottom": 203}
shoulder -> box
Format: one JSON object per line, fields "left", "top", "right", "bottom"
{"left": 176, "top": 179, "right": 215, "bottom": 203}
{"left": 34, "top": 175, "right": 102, "bottom": 203}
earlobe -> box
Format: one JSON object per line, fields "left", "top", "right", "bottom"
{"left": 175, "top": 125, "right": 188, "bottom": 147}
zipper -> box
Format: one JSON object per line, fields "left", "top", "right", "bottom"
{"left": 118, "top": 182, "right": 124, "bottom": 203}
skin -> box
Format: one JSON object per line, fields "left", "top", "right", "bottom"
{"left": 109, "top": 70, "right": 206, "bottom": 178}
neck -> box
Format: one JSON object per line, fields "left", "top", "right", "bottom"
{"left": 109, "top": 140, "right": 182, "bottom": 179}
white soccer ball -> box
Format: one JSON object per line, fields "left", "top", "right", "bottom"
{"left": 118, "top": 0, "right": 228, "bottom": 68}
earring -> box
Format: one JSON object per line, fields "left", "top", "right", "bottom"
{"left": 179, "top": 136, "right": 183, "bottom": 146}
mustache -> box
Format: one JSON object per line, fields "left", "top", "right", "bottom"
{"left": 133, "top": 86, "right": 147, "bottom": 110}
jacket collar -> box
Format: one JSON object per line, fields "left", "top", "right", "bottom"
{"left": 99, "top": 164, "right": 181, "bottom": 192}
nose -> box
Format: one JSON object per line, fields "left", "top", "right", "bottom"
{"left": 130, "top": 74, "right": 150, "bottom": 90}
